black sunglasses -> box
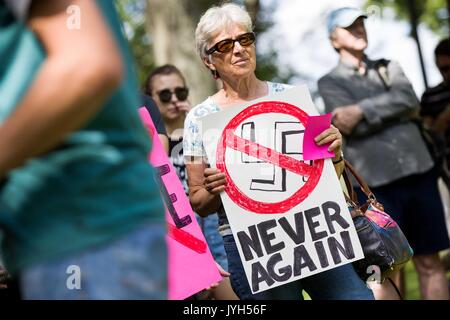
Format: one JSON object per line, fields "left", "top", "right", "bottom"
{"left": 206, "top": 32, "right": 256, "bottom": 55}
{"left": 157, "top": 87, "right": 189, "bottom": 103}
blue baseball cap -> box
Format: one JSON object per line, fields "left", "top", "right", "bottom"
{"left": 327, "top": 7, "right": 367, "bottom": 35}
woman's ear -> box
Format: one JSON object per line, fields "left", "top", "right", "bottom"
{"left": 203, "top": 56, "right": 215, "bottom": 72}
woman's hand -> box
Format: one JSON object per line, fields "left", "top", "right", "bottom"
{"left": 314, "top": 125, "right": 345, "bottom": 176}
{"left": 186, "top": 160, "right": 226, "bottom": 216}
{"left": 176, "top": 100, "right": 192, "bottom": 115}
{"left": 204, "top": 168, "right": 227, "bottom": 194}
{"left": 314, "top": 124, "right": 343, "bottom": 162}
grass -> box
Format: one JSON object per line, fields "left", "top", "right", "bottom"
{"left": 404, "top": 260, "right": 450, "bottom": 300}
{"left": 301, "top": 260, "right": 450, "bottom": 300}
{"left": 404, "top": 261, "right": 420, "bottom": 300}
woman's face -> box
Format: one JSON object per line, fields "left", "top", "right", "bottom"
{"left": 207, "top": 24, "right": 256, "bottom": 81}
{"left": 150, "top": 73, "right": 190, "bottom": 122}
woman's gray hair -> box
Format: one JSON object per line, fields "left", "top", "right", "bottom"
{"left": 195, "top": 3, "right": 253, "bottom": 60}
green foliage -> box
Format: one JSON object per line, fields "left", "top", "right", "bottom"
{"left": 364, "top": 0, "right": 448, "bottom": 36}
{"left": 116, "top": 0, "right": 293, "bottom": 86}
{"left": 252, "top": 2, "right": 294, "bottom": 83}
{"left": 115, "top": 0, "right": 154, "bottom": 85}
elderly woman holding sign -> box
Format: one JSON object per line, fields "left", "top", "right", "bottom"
{"left": 184, "top": 3, "right": 373, "bottom": 300}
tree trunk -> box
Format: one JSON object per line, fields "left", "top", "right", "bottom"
{"left": 244, "top": 0, "right": 260, "bottom": 29}
{"left": 146, "top": 0, "right": 217, "bottom": 105}
{"left": 406, "top": 0, "right": 428, "bottom": 89}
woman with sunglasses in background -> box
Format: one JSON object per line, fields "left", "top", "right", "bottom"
{"left": 144, "top": 65, "right": 238, "bottom": 300}
{"left": 183, "top": 3, "right": 374, "bottom": 300}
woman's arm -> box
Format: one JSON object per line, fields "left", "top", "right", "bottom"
{"left": 186, "top": 157, "right": 226, "bottom": 217}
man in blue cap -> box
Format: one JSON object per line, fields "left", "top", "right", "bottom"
{"left": 318, "top": 7, "right": 450, "bottom": 300}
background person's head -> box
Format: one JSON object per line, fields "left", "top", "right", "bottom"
{"left": 195, "top": 3, "right": 256, "bottom": 82}
{"left": 435, "top": 38, "right": 450, "bottom": 85}
{"left": 328, "top": 7, "right": 368, "bottom": 56}
{"left": 145, "top": 64, "right": 189, "bottom": 123}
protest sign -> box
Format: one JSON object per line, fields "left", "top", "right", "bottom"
{"left": 139, "top": 107, "right": 222, "bottom": 300}
{"left": 199, "top": 85, "right": 363, "bottom": 293}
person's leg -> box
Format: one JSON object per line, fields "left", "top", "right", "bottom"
{"left": 197, "top": 215, "right": 238, "bottom": 300}
{"left": 209, "top": 277, "right": 239, "bottom": 300}
{"left": 263, "top": 280, "right": 304, "bottom": 300}
{"left": 200, "top": 214, "right": 228, "bottom": 271}
{"left": 20, "top": 221, "right": 167, "bottom": 299}
{"left": 407, "top": 170, "right": 450, "bottom": 300}
{"left": 301, "top": 263, "right": 374, "bottom": 300}
{"left": 369, "top": 270, "right": 402, "bottom": 300}
{"left": 413, "top": 253, "right": 449, "bottom": 300}
{"left": 223, "top": 233, "right": 303, "bottom": 300}
{"left": 222, "top": 234, "right": 269, "bottom": 300}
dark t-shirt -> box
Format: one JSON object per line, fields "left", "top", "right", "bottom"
{"left": 421, "top": 82, "right": 450, "bottom": 167}
{"left": 141, "top": 94, "right": 167, "bottom": 136}
{"left": 169, "top": 136, "right": 188, "bottom": 195}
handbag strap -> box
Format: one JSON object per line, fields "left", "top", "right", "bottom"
{"left": 344, "top": 160, "right": 374, "bottom": 199}
{"left": 342, "top": 160, "right": 384, "bottom": 212}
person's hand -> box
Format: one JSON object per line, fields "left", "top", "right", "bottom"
{"left": 204, "top": 262, "right": 231, "bottom": 290}
{"left": 205, "top": 263, "right": 230, "bottom": 290}
{"left": 196, "top": 262, "right": 230, "bottom": 300}
{"left": 332, "top": 105, "right": 364, "bottom": 135}
{"left": 216, "top": 261, "right": 230, "bottom": 277}
{"left": 176, "top": 100, "right": 191, "bottom": 115}
{"left": 314, "top": 124, "right": 343, "bottom": 162}
{"left": 0, "top": 268, "right": 9, "bottom": 289}
{"left": 204, "top": 168, "right": 227, "bottom": 194}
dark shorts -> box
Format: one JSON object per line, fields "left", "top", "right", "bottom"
{"left": 356, "top": 168, "right": 450, "bottom": 255}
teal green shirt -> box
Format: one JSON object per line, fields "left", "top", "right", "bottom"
{"left": 0, "top": 0, "right": 164, "bottom": 272}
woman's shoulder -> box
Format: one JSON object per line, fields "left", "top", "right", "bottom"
{"left": 186, "top": 97, "right": 221, "bottom": 120}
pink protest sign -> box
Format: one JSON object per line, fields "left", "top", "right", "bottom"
{"left": 138, "top": 107, "right": 222, "bottom": 300}
{"left": 302, "top": 113, "right": 335, "bottom": 161}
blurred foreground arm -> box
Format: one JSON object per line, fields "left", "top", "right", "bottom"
{"left": 0, "top": 0, "right": 123, "bottom": 178}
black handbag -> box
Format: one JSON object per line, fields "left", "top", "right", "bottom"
{"left": 342, "top": 160, "right": 413, "bottom": 283}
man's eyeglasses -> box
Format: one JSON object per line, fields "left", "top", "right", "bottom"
{"left": 206, "top": 32, "right": 256, "bottom": 55}
{"left": 157, "top": 87, "right": 189, "bottom": 103}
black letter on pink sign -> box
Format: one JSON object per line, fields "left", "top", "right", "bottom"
{"left": 156, "top": 164, "right": 191, "bottom": 228}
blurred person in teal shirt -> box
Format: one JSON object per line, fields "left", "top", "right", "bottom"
{"left": 0, "top": 0, "right": 166, "bottom": 299}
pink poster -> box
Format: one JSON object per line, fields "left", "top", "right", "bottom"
{"left": 139, "top": 107, "right": 222, "bottom": 300}
{"left": 302, "top": 113, "right": 335, "bottom": 161}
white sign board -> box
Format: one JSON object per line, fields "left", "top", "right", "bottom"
{"left": 200, "top": 85, "right": 363, "bottom": 294}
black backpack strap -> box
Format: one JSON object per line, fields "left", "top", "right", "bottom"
{"left": 374, "top": 58, "right": 392, "bottom": 91}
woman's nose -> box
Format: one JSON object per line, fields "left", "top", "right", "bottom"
{"left": 233, "top": 41, "right": 245, "bottom": 54}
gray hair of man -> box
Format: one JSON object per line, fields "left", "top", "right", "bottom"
{"left": 195, "top": 3, "right": 254, "bottom": 62}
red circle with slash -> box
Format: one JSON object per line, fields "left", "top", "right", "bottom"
{"left": 216, "top": 101, "right": 324, "bottom": 214}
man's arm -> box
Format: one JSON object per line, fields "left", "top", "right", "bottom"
{"left": 318, "top": 77, "right": 379, "bottom": 137}
{"left": 0, "top": 0, "right": 124, "bottom": 178}
{"left": 356, "top": 61, "right": 419, "bottom": 128}
{"left": 318, "top": 61, "right": 419, "bottom": 137}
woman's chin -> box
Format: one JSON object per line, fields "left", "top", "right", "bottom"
{"left": 229, "top": 67, "right": 255, "bottom": 78}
